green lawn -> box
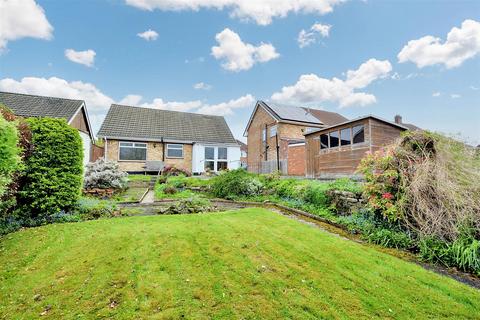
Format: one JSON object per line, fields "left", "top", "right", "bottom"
{"left": 0, "top": 209, "right": 479, "bottom": 319}
{"left": 115, "top": 187, "right": 148, "bottom": 203}
{"left": 127, "top": 174, "right": 153, "bottom": 182}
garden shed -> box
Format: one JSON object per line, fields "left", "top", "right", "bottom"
{"left": 304, "top": 115, "right": 410, "bottom": 178}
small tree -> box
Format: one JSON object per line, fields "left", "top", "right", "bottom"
{"left": 84, "top": 158, "right": 127, "bottom": 190}
{"left": 19, "top": 118, "right": 83, "bottom": 221}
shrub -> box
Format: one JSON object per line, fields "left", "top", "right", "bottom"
{"left": 303, "top": 183, "right": 329, "bottom": 207}
{"left": 84, "top": 158, "right": 127, "bottom": 190}
{"left": 419, "top": 236, "right": 454, "bottom": 267}
{"left": 0, "top": 113, "right": 22, "bottom": 215}
{"left": 163, "top": 186, "right": 178, "bottom": 194}
{"left": 162, "top": 165, "right": 191, "bottom": 177}
{"left": 159, "top": 197, "right": 215, "bottom": 215}
{"left": 76, "top": 197, "right": 118, "bottom": 220}
{"left": 358, "top": 131, "right": 480, "bottom": 241}
{"left": 328, "top": 178, "right": 363, "bottom": 194}
{"left": 211, "top": 169, "right": 263, "bottom": 199}
{"left": 48, "top": 211, "right": 82, "bottom": 223}
{"left": 450, "top": 238, "right": 480, "bottom": 274}
{"left": 366, "top": 228, "right": 413, "bottom": 249}
{"left": 19, "top": 118, "right": 83, "bottom": 220}
{"left": 157, "top": 175, "right": 167, "bottom": 184}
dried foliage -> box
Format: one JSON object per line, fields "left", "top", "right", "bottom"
{"left": 359, "top": 131, "right": 480, "bottom": 241}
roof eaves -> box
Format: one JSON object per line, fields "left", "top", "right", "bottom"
{"left": 243, "top": 100, "right": 280, "bottom": 137}
{"left": 304, "top": 115, "right": 409, "bottom": 136}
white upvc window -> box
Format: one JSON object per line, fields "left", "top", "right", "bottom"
{"left": 262, "top": 128, "right": 267, "bottom": 142}
{"left": 217, "top": 147, "right": 228, "bottom": 171}
{"left": 119, "top": 141, "right": 147, "bottom": 161}
{"left": 166, "top": 144, "right": 184, "bottom": 158}
{"left": 204, "top": 146, "right": 228, "bottom": 172}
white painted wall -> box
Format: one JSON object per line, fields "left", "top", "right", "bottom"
{"left": 227, "top": 146, "right": 241, "bottom": 170}
{"left": 192, "top": 143, "right": 241, "bottom": 174}
{"left": 79, "top": 131, "right": 91, "bottom": 166}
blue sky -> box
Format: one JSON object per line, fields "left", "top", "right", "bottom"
{"left": 0, "top": 0, "right": 479, "bottom": 144}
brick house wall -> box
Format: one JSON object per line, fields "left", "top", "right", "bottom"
{"left": 246, "top": 106, "right": 277, "bottom": 172}
{"left": 246, "top": 105, "right": 320, "bottom": 175}
{"left": 287, "top": 144, "right": 306, "bottom": 176}
{"left": 105, "top": 139, "right": 193, "bottom": 172}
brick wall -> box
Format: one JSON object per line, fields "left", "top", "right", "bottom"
{"left": 105, "top": 139, "right": 193, "bottom": 172}
{"left": 287, "top": 144, "right": 306, "bottom": 176}
{"left": 246, "top": 106, "right": 277, "bottom": 172}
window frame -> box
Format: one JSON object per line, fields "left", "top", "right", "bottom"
{"left": 118, "top": 141, "right": 147, "bottom": 161}
{"left": 329, "top": 131, "right": 340, "bottom": 148}
{"left": 340, "top": 128, "right": 352, "bottom": 146}
{"left": 218, "top": 147, "right": 228, "bottom": 160}
{"left": 320, "top": 133, "right": 329, "bottom": 150}
{"left": 352, "top": 124, "right": 365, "bottom": 144}
{"left": 205, "top": 146, "right": 215, "bottom": 161}
{"left": 166, "top": 143, "right": 184, "bottom": 159}
{"left": 204, "top": 146, "right": 229, "bottom": 172}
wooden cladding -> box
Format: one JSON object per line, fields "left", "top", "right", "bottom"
{"left": 306, "top": 118, "right": 405, "bottom": 177}
{"left": 69, "top": 108, "right": 89, "bottom": 134}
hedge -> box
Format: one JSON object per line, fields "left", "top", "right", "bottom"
{"left": 19, "top": 118, "right": 83, "bottom": 220}
{"left": 0, "top": 113, "right": 21, "bottom": 202}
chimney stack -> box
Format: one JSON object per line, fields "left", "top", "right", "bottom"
{"left": 394, "top": 115, "right": 402, "bottom": 124}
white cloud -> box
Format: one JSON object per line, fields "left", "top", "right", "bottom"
{"left": 450, "top": 93, "right": 461, "bottom": 99}
{"left": 125, "top": 93, "right": 255, "bottom": 116}
{"left": 137, "top": 29, "right": 159, "bottom": 41}
{"left": 119, "top": 94, "right": 143, "bottom": 105}
{"left": 398, "top": 19, "right": 480, "bottom": 69}
{"left": 298, "top": 23, "right": 331, "bottom": 48}
{"left": 211, "top": 28, "right": 279, "bottom": 72}
{"left": 197, "top": 94, "right": 255, "bottom": 115}
{"left": 0, "top": 76, "right": 253, "bottom": 138}
{"left": 65, "top": 49, "right": 96, "bottom": 67}
{"left": 193, "top": 82, "right": 212, "bottom": 90}
{"left": 0, "top": 76, "right": 114, "bottom": 132}
{"left": 125, "top": 0, "right": 344, "bottom": 26}
{"left": 139, "top": 98, "right": 204, "bottom": 112}
{"left": 0, "top": 0, "right": 53, "bottom": 50}
{"left": 432, "top": 91, "right": 441, "bottom": 97}
{"left": 470, "top": 85, "right": 479, "bottom": 91}
{"left": 271, "top": 58, "right": 392, "bottom": 108}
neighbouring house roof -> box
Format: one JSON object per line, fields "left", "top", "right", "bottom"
{"left": 400, "top": 122, "right": 421, "bottom": 131}
{"left": 264, "top": 102, "right": 323, "bottom": 124}
{"left": 304, "top": 108, "right": 350, "bottom": 126}
{"left": 243, "top": 100, "right": 348, "bottom": 136}
{"left": 0, "top": 91, "right": 84, "bottom": 120}
{"left": 0, "top": 91, "right": 94, "bottom": 140}
{"left": 98, "top": 104, "right": 238, "bottom": 145}
{"left": 236, "top": 139, "right": 247, "bottom": 151}
{"left": 303, "top": 115, "right": 410, "bottom": 136}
